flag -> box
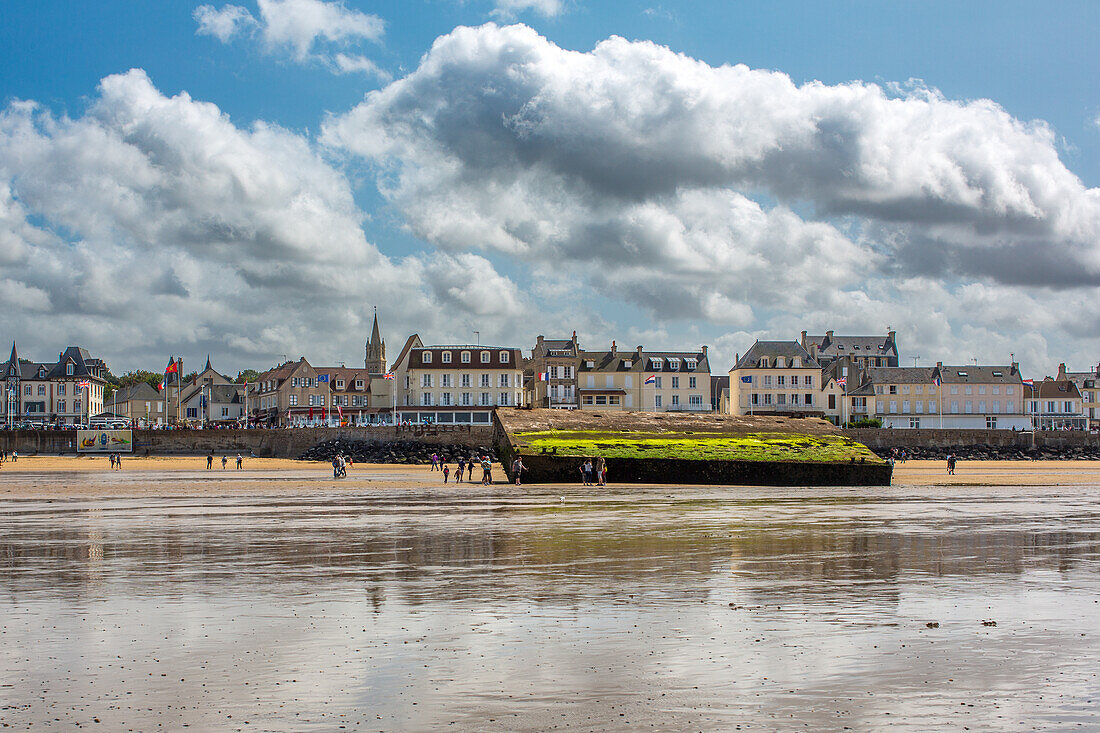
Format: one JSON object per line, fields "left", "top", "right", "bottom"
{"left": 836, "top": 377, "right": 847, "bottom": 387}
{"left": 165, "top": 359, "right": 178, "bottom": 374}
{"left": 78, "top": 379, "right": 90, "bottom": 389}
{"left": 157, "top": 381, "right": 163, "bottom": 391}
{"left": 644, "top": 375, "right": 656, "bottom": 385}
{"left": 337, "top": 405, "right": 343, "bottom": 419}
{"left": 1022, "top": 378, "right": 1034, "bottom": 385}
{"left": 933, "top": 376, "right": 941, "bottom": 386}
{"left": 309, "top": 406, "right": 314, "bottom": 419}
{"left": 317, "top": 374, "right": 330, "bottom": 383}
{"left": 538, "top": 372, "right": 548, "bottom": 381}
{"left": 383, "top": 372, "right": 395, "bottom": 380}
{"left": 321, "top": 407, "right": 327, "bottom": 420}
{"left": 740, "top": 376, "right": 753, "bottom": 384}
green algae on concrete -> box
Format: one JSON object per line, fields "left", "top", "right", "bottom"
{"left": 513, "top": 430, "right": 884, "bottom": 465}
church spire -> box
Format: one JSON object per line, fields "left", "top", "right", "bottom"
{"left": 365, "top": 307, "right": 386, "bottom": 373}
{"left": 6, "top": 341, "right": 17, "bottom": 378}
{"left": 205, "top": 354, "right": 212, "bottom": 372}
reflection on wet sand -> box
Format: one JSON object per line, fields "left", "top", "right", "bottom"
{"left": 1, "top": 485, "right": 1099, "bottom": 731}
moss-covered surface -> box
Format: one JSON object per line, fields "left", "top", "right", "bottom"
{"left": 513, "top": 430, "right": 884, "bottom": 465}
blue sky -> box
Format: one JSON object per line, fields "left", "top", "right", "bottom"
{"left": 1, "top": 1, "right": 1098, "bottom": 375}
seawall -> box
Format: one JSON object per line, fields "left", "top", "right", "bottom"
{"left": 844, "top": 428, "right": 1100, "bottom": 450}
{"left": 0, "top": 425, "right": 495, "bottom": 457}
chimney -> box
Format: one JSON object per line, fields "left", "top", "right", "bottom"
{"left": 537, "top": 335, "right": 544, "bottom": 347}
{"left": 701, "top": 345, "right": 708, "bottom": 356}
{"left": 936, "top": 361, "right": 943, "bottom": 369}
{"left": 1057, "top": 362, "right": 1067, "bottom": 380}
{"left": 826, "top": 330, "right": 833, "bottom": 341}
{"left": 888, "top": 330, "right": 896, "bottom": 341}
{"left": 800, "top": 330, "right": 807, "bottom": 348}
{"left": 635, "top": 345, "right": 643, "bottom": 359}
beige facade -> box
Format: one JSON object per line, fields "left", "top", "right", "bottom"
{"left": 106, "top": 382, "right": 165, "bottom": 425}
{"left": 728, "top": 341, "right": 824, "bottom": 416}
{"left": 1056, "top": 363, "right": 1100, "bottom": 429}
{"left": 577, "top": 344, "right": 712, "bottom": 412}
{"left": 2, "top": 343, "right": 107, "bottom": 425}
{"left": 527, "top": 334, "right": 580, "bottom": 409}
{"left": 1025, "top": 378, "right": 1086, "bottom": 430}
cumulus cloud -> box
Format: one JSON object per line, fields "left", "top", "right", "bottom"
{"left": 0, "top": 69, "right": 527, "bottom": 370}
{"left": 194, "top": 0, "right": 387, "bottom": 77}
{"left": 322, "top": 22, "right": 1100, "bottom": 369}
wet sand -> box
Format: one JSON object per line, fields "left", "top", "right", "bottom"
{"left": 3, "top": 456, "right": 1100, "bottom": 498}
{"left": 2, "top": 482, "right": 1099, "bottom": 731}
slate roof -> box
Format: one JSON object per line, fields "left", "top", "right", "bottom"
{"left": 110, "top": 382, "right": 162, "bottom": 404}
{"left": 1023, "top": 379, "right": 1082, "bottom": 400}
{"left": 806, "top": 334, "right": 896, "bottom": 357}
{"left": 934, "top": 365, "right": 1022, "bottom": 385}
{"left": 865, "top": 367, "right": 937, "bottom": 385}
{"left": 733, "top": 341, "right": 820, "bottom": 370}
{"left": 579, "top": 350, "right": 646, "bottom": 373}
{"left": 181, "top": 383, "right": 245, "bottom": 404}
{"left": 642, "top": 350, "right": 710, "bottom": 374}
{"left": 410, "top": 346, "right": 522, "bottom": 370}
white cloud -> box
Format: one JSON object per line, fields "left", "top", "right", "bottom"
{"left": 0, "top": 70, "right": 528, "bottom": 371}
{"left": 323, "top": 22, "right": 1100, "bottom": 369}
{"left": 490, "top": 0, "right": 565, "bottom": 19}
{"left": 195, "top": 0, "right": 386, "bottom": 76}
{"left": 194, "top": 4, "right": 257, "bottom": 42}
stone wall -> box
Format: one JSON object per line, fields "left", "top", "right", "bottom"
{"left": 844, "top": 428, "right": 1100, "bottom": 450}
{"left": 0, "top": 425, "right": 496, "bottom": 457}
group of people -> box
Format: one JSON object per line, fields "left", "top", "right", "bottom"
{"left": 206, "top": 452, "right": 244, "bottom": 470}
{"left": 107, "top": 453, "right": 124, "bottom": 469}
{"left": 946, "top": 453, "right": 958, "bottom": 474}
{"left": 331, "top": 454, "right": 352, "bottom": 478}
{"left": 0, "top": 449, "right": 17, "bottom": 466}
{"left": 579, "top": 457, "right": 607, "bottom": 486}
{"left": 435, "top": 454, "right": 496, "bottom": 485}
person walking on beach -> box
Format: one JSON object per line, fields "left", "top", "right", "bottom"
{"left": 206, "top": 452, "right": 214, "bottom": 470}
{"left": 481, "top": 455, "right": 492, "bottom": 485}
{"left": 221, "top": 455, "right": 228, "bottom": 469}
{"left": 235, "top": 453, "right": 242, "bottom": 470}
{"left": 331, "top": 455, "right": 340, "bottom": 479}
{"left": 583, "top": 459, "right": 594, "bottom": 486}
{"left": 114, "top": 453, "right": 122, "bottom": 470}
{"left": 443, "top": 464, "right": 450, "bottom": 483}
{"left": 467, "top": 458, "right": 475, "bottom": 482}
{"left": 512, "top": 457, "right": 525, "bottom": 486}
{"left": 596, "top": 456, "right": 606, "bottom": 486}
{"left": 457, "top": 457, "right": 465, "bottom": 481}
{"left": 109, "top": 453, "right": 116, "bottom": 469}
{"left": 947, "top": 453, "right": 956, "bottom": 475}
{"left": 430, "top": 453, "right": 440, "bottom": 471}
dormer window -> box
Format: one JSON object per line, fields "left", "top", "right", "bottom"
{"left": 651, "top": 358, "right": 663, "bottom": 371}
{"left": 423, "top": 351, "right": 432, "bottom": 364}
{"left": 38, "top": 368, "right": 45, "bottom": 378}
{"left": 623, "top": 360, "right": 632, "bottom": 369}
{"left": 355, "top": 380, "right": 364, "bottom": 389}
{"left": 442, "top": 352, "right": 452, "bottom": 364}
{"left": 500, "top": 351, "right": 509, "bottom": 363}
{"left": 957, "top": 371, "right": 967, "bottom": 377}
{"left": 66, "top": 363, "right": 74, "bottom": 376}
{"left": 336, "top": 380, "right": 345, "bottom": 389}
{"left": 480, "top": 351, "right": 490, "bottom": 363}
{"left": 992, "top": 371, "right": 1002, "bottom": 377}
{"left": 461, "top": 351, "right": 471, "bottom": 363}
{"left": 586, "top": 360, "right": 595, "bottom": 369}
{"left": 668, "top": 358, "right": 680, "bottom": 370}
{"left": 685, "top": 358, "right": 697, "bottom": 369}
{"left": 792, "top": 357, "right": 801, "bottom": 368}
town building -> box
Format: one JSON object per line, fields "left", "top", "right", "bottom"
{"left": 801, "top": 330, "right": 899, "bottom": 369}
{"left": 2, "top": 342, "right": 107, "bottom": 425}
{"left": 180, "top": 358, "right": 246, "bottom": 425}
{"left": 1056, "top": 363, "right": 1100, "bottom": 429}
{"left": 106, "top": 382, "right": 165, "bottom": 426}
{"left": 928, "top": 363, "right": 1028, "bottom": 430}
{"left": 389, "top": 336, "right": 525, "bottom": 424}
{"left": 727, "top": 341, "right": 826, "bottom": 417}
{"left": 576, "top": 343, "right": 711, "bottom": 412}
{"left": 527, "top": 334, "right": 580, "bottom": 409}
{"left": 863, "top": 367, "right": 940, "bottom": 429}
{"left": 1024, "top": 378, "right": 1087, "bottom": 430}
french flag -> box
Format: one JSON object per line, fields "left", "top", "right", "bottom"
{"left": 538, "top": 372, "right": 548, "bottom": 381}
{"left": 644, "top": 375, "right": 656, "bottom": 385}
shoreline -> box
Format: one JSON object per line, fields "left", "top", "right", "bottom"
{"left": 1, "top": 456, "right": 1099, "bottom": 498}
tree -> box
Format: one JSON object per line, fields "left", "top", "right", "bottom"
{"left": 116, "top": 370, "right": 164, "bottom": 390}
{"left": 235, "top": 369, "right": 261, "bottom": 384}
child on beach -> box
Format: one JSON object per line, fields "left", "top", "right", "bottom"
{"left": 443, "top": 465, "right": 450, "bottom": 483}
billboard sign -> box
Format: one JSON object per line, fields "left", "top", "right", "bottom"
{"left": 77, "top": 429, "right": 134, "bottom": 453}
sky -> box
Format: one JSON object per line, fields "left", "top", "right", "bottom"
{"left": 1, "top": 0, "right": 1098, "bottom": 377}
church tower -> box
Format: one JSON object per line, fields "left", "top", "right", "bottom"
{"left": 365, "top": 308, "right": 387, "bottom": 373}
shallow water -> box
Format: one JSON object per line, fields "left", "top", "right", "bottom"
{"left": 2, "top": 484, "right": 1099, "bottom": 731}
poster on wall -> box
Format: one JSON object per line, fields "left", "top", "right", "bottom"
{"left": 77, "top": 429, "right": 133, "bottom": 453}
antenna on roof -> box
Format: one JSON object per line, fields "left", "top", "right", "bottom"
{"left": 912, "top": 356, "right": 920, "bottom": 367}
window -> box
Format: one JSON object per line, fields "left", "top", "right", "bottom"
{"left": 951, "top": 400, "right": 959, "bottom": 413}
{"left": 909, "top": 418, "right": 921, "bottom": 428}
{"left": 58, "top": 384, "right": 66, "bottom": 395}
{"left": 404, "top": 376, "right": 411, "bottom": 389}
{"left": 582, "top": 395, "right": 594, "bottom": 405}
{"left": 73, "top": 401, "right": 81, "bottom": 412}
{"left": 764, "top": 375, "right": 773, "bottom": 387}
{"left": 442, "top": 351, "right": 452, "bottom": 364}
{"left": 805, "top": 393, "right": 814, "bottom": 407}
{"left": 423, "top": 351, "right": 432, "bottom": 364}
{"left": 915, "top": 401, "right": 923, "bottom": 413}
{"left": 689, "top": 377, "right": 697, "bottom": 389}
{"left": 563, "top": 366, "right": 573, "bottom": 379}
{"left": 889, "top": 400, "right": 897, "bottom": 413}
{"left": 965, "top": 400, "right": 973, "bottom": 413}
{"left": 480, "top": 392, "right": 491, "bottom": 406}
{"left": 461, "top": 351, "right": 471, "bottom": 364}
{"left": 500, "top": 392, "right": 510, "bottom": 405}
{"left": 1064, "top": 401, "right": 1073, "bottom": 413}
{"left": 978, "top": 386, "right": 986, "bottom": 395}
{"left": 672, "top": 377, "right": 679, "bottom": 389}
{"left": 481, "top": 374, "right": 491, "bottom": 388}
{"left": 903, "top": 400, "right": 910, "bottom": 413}
{"left": 777, "top": 394, "right": 787, "bottom": 405}
{"left": 986, "top": 416, "right": 998, "bottom": 429}
{"left": 421, "top": 393, "right": 433, "bottom": 406}
{"left": 23, "top": 385, "right": 30, "bottom": 395}
{"left": 289, "top": 395, "right": 297, "bottom": 406}
{"left": 1006, "top": 401, "right": 1015, "bottom": 413}
{"left": 965, "top": 386, "right": 973, "bottom": 395}
{"left": 67, "top": 363, "right": 74, "bottom": 376}
{"left": 951, "top": 386, "right": 959, "bottom": 394}
{"left": 764, "top": 393, "right": 773, "bottom": 405}
{"left": 901, "top": 385, "right": 910, "bottom": 394}
{"left": 550, "top": 366, "right": 559, "bottom": 379}
{"left": 654, "top": 395, "right": 662, "bottom": 408}
{"left": 37, "top": 385, "right": 45, "bottom": 396}
{"left": 685, "top": 358, "right": 697, "bottom": 369}
{"left": 500, "top": 351, "right": 509, "bottom": 363}
{"left": 668, "top": 358, "right": 680, "bottom": 370}
{"left": 689, "top": 395, "right": 703, "bottom": 406}
{"left": 671, "top": 394, "right": 680, "bottom": 406}
{"left": 480, "top": 351, "right": 490, "bottom": 363}
{"left": 58, "top": 400, "right": 66, "bottom": 413}
{"left": 992, "top": 400, "right": 1000, "bottom": 413}
{"left": 460, "top": 374, "right": 471, "bottom": 388}
{"left": 751, "top": 393, "right": 759, "bottom": 405}
{"left": 654, "top": 377, "right": 662, "bottom": 389}
{"left": 624, "top": 375, "right": 633, "bottom": 388}
{"left": 461, "top": 392, "right": 471, "bottom": 406}
{"left": 335, "top": 380, "right": 344, "bottom": 389}
{"left": 441, "top": 392, "right": 452, "bottom": 406}
{"left": 605, "top": 375, "right": 614, "bottom": 388}
{"left": 500, "top": 374, "right": 510, "bottom": 388}
{"left": 1006, "top": 386, "right": 1014, "bottom": 395}
{"left": 421, "top": 374, "right": 433, "bottom": 388}
{"left": 829, "top": 394, "right": 836, "bottom": 410}
{"left": 651, "top": 358, "right": 663, "bottom": 371}
{"left": 609, "top": 396, "right": 621, "bottom": 405}
{"left": 1046, "top": 401, "right": 1056, "bottom": 413}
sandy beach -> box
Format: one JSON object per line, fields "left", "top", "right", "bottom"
{"left": 1, "top": 455, "right": 1099, "bottom": 498}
